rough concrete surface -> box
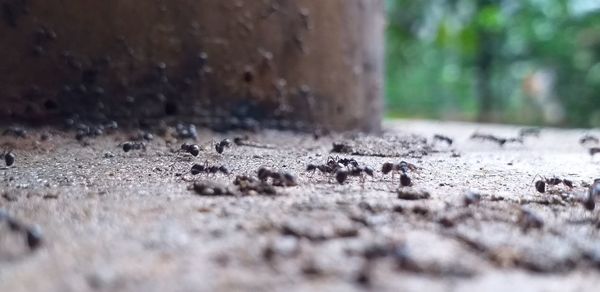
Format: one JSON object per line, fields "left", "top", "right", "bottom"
{"left": 1, "top": 120, "right": 600, "bottom": 292}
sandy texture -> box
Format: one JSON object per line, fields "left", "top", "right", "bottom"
{"left": 1, "top": 120, "right": 600, "bottom": 292}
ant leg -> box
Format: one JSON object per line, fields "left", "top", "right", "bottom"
{"left": 531, "top": 174, "right": 544, "bottom": 183}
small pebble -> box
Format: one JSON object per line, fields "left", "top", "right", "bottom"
{"left": 397, "top": 189, "right": 430, "bottom": 200}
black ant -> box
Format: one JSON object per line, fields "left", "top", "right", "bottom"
{"left": 381, "top": 162, "right": 394, "bottom": 176}
{"left": 0, "top": 209, "right": 43, "bottom": 250}
{"left": 307, "top": 157, "right": 365, "bottom": 184}
{"left": 191, "top": 162, "right": 229, "bottom": 176}
{"left": 583, "top": 179, "right": 600, "bottom": 211}
{"left": 580, "top": 134, "right": 599, "bottom": 145}
{"left": 381, "top": 161, "right": 417, "bottom": 186}
{"left": 335, "top": 167, "right": 374, "bottom": 185}
{"left": 533, "top": 175, "right": 573, "bottom": 193}
{"left": 306, "top": 163, "right": 337, "bottom": 177}
{"left": 399, "top": 173, "right": 412, "bottom": 187}
{"left": 306, "top": 156, "right": 343, "bottom": 176}
{"left": 180, "top": 143, "right": 201, "bottom": 157}
{"left": 397, "top": 161, "right": 417, "bottom": 173}
{"left": 381, "top": 161, "right": 417, "bottom": 176}
{"left": 337, "top": 158, "right": 359, "bottom": 168}
{"left": 122, "top": 141, "right": 146, "bottom": 152}
{"left": 589, "top": 147, "right": 600, "bottom": 157}
{"left": 381, "top": 161, "right": 417, "bottom": 179}
{"left": 519, "top": 128, "right": 541, "bottom": 138}
{"left": 470, "top": 132, "right": 522, "bottom": 147}
{"left": 1, "top": 150, "right": 15, "bottom": 167}
{"left": 433, "top": 134, "right": 453, "bottom": 146}
{"left": 233, "top": 136, "right": 251, "bottom": 146}
{"left": 215, "top": 139, "right": 232, "bottom": 154}
{"left": 169, "top": 143, "right": 202, "bottom": 170}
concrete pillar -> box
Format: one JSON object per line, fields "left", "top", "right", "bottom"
{"left": 0, "top": 0, "right": 384, "bottom": 132}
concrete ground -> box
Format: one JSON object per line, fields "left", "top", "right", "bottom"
{"left": 1, "top": 120, "right": 600, "bottom": 292}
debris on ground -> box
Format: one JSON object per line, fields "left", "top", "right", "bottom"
{"left": 397, "top": 189, "right": 431, "bottom": 200}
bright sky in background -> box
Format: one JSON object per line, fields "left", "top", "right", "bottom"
{"left": 571, "top": 0, "right": 600, "bottom": 15}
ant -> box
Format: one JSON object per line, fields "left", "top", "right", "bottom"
{"left": 580, "top": 134, "right": 599, "bottom": 145}
{"left": 470, "top": 133, "right": 522, "bottom": 147}
{"left": 306, "top": 156, "right": 343, "bottom": 176}
{"left": 589, "top": 147, "right": 600, "bottom": 157}
{"left": 337, "top": 157, "right": 359, "bottom": 168}
{"left": 306, "top": 163, "right": 328, "bottom": 174}
{"left": 169, "top": 143, "right": 202, "bottom": 170}
{"left": 532, "top": 175, "right": 573, "bottom": 193}
{"left": 1, "top": 150, "right": 15, "bottom": 167}
{"left": 233, "top": 136, "right": 249, "bottom": 146}
{"left": 381, "top": 161, "right": 417, "bottom": 176}
{"left": 583, "top": 179, "right": 600, "bottom": 211}
{"left": 0, "top": 209, "right": 43, "bottom": 250}
{"left": 335, "top": 167, "right": 374, "bottom": 185}
{"left": 180, "top": 143, "right": 201, "bottom": 157}
{"left": 433, "top": 134, "right": 453, "bottom": 146}
{"left": 306, "top": 163, "right": 338, "bottom": 177}
{"left": 400, "top": 173, "right": 412, "bottom": 187}
{"left": 320, "top": 156, "right": 354, "bottom": 167}
{"left": 191, "top": 162, "right": 229, "bottom": 176}
{"left": 381, "top": 161, "right": 417, "bottom": 186}
{"left": 519, "top": 128, "right": 541, "bottom": 138}
{"left": 307, "top": 157, "right": 363, "bottom": 183}
{"left": 122, "top": 141, "right": 146, "bottom": 152}
{"left": 215, "top": 139, "right": 232, "bottom": 154}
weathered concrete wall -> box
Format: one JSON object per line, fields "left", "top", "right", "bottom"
{"left": 0, "top": 0, "right": 384, "bottom": 132}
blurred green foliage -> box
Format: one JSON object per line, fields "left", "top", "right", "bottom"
{"left": 386, "top": 0, "right": 600, "bottom": 127}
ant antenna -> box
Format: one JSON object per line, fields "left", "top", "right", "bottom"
{"left": 531, "top": 174, "right": 544, "bottom": 183}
